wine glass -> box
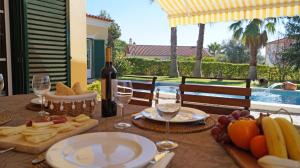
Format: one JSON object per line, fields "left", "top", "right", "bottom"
{"left": 32, "top": 74, "right": 51, "bottom": 116}
{"left": 0, "top": 74, "right": 4, "bottom": 96}
{"left": 114, "top": 80, "right": 133, "bottom": 129}
{"left": 155, "top": 86, "right": 181, "bottom": 150}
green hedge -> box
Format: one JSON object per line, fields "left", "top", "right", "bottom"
{"left": 125, "top": 58, "right": 300, "bottom": 81}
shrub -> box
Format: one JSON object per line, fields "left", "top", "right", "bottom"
{"left": 125, "top": 57, "right": 300, "bottom": 81}
{"left": 202, "top": 57, "right": 216, "bottom": 62}
{"left": 113, "top": 51, "right": 132, "bottom": 76}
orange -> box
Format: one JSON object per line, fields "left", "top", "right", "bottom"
{"left": 227, "top": 119, "right": 260, "bottom": 150}
{"left": 250, "top": 135, "right": 268, "bottom": 158}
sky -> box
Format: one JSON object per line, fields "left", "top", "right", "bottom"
{"left": 87, "top": 0, "right": 285, "bottom": 48}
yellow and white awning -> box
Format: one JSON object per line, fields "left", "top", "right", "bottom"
{"left": 158, "top": 0, "right": 300, "bottom": 27}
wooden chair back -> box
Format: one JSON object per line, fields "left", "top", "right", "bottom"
{"left": 129, "top": 77, "right": 157, "bottom": 107}
{"left": 180, "top": 76, "right": 251, "bottom": 115}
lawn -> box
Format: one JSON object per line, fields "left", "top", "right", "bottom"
{"left": 119, "top": 75, "right": 247, "bottom": 87}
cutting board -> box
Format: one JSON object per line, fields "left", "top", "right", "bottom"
{"left": 223, "top": 144, "right": 261, "bottom": 168}
{"left": 0, "top": 119, "right": 99, "bottom": 154}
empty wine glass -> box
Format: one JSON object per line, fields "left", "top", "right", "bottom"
{"left": 114, "top": 80, "right": 133, "bottom": 129}
{"left": 32, "top": 74, "right": 51, "bottom": 116}
{"left": 0, "top": 74, "right": 4, "bottom": 95}
{"left": 155, "top": 86, "right": 181, "bottom": 150}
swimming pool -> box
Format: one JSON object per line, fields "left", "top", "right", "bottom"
{"left": 156, "top": 85, "right": 300, "bottom": 106}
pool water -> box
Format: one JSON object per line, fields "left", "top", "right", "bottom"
{"left": 156, "top": 86, "right": 300, "bottom": 106}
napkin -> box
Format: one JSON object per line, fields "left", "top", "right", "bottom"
{"left": 147, "top": 152, "right": 175, "bottom": 168}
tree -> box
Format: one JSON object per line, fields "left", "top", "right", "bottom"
{"left": 229, "top": 19, "right": 276, "bottom": 80}
{"left": 169, "top": 27, "right": 179, "bottom": 77}
{"left": 98, "top": 10, "right": 121, "bottom": 50}
{"left": 222, "top": 39, "right": 249, "bottom": 63}
{"left": 281, "top": 16, "right": 300, "bottom": 70}
{"left": 271, "top": 16, "right": 300, "bottom": 81}
{"left": 193, "top": 23, "right": 205, "bottom": 77}
{"left": 208, "top": 42, "right": 221, "bottom": 56}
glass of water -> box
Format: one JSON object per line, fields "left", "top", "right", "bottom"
{"left": 114, "top": 80, "right": 133, "bottom": 129}
{"left": 155, "top": 86, "right": 181, "bottom": 150}
{"left": 32, "top": 74, "right": 51, "bottom": 116}
{"left": 0, "top": 74, "right": 4, "bottom": 95}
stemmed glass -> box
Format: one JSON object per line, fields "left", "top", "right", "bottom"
{"left": 32, "top": 74, "right": 51, "bottom": 116}
{"left": 0, "top": 74, "right": 4, "bottom": 96}
{"left": 114, "top": 80, "right": 133, "bottom": 129}
{"left": 155, "top": 86, "right": 181, "bottom": 150}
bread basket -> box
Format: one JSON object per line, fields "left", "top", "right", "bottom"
{"left": 44, "top": 91, "right": 98, "bottom": 117}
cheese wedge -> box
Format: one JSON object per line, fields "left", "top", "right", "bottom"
{"left": 69, "top": 121, "right": 83, "bottom": 127}
{"left": 74, "top": 116, "right": 90, "bottom": 122}
{"left": 74, "top": 114, "right": 90, "bottom": 122}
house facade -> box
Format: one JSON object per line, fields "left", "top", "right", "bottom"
{"left": 126, "top": 45, "right": 211, "bottom": 60}
{"left": 86, "top": 14, "right": 112, "bottom": 79}
{"left": 0, "top": 0, "right": 88, "bottom": 95}
{"left": 265, "top": 37, "right": 294, "bottom": 65}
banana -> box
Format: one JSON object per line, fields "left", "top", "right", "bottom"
{"left": 258, "top": 155, "right": 300, "bottom": 168}
{"left": 275, "top": 118, "right": 300, "bottom": 161}
{"left": 262, "top": 117, "right": 288, "bottom": 158}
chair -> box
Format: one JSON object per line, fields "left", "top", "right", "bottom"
{"left": 129, "top": 76, "right": 157, "bottom": 107}
{"left": 179, "top": 76, "right": 251, "bottom": 115}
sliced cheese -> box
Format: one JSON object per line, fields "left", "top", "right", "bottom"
{"left": 25, "top": 131, "right": 57, "bottom": 144}
{"left": 32, "top": 121, "right": 53, "bottom": 128}
{"left": 22, "top": 127, "right": 57, "bottom": 136}
{"left": 0, "top": 125, "right": 26, "bottom": 136}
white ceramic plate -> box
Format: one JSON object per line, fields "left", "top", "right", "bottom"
{"left": 141, "top": 107, "right": 209, "bottom": 123}
{"left": 46, "top": 132, "right": 157, "bottom": 168}
{"left": 30, "top": 97, "right": 43, "bottom": 105}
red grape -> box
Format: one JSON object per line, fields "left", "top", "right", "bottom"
{"left": 231, "top": 110, "right": 241, "bottom": 119}
{"left": 218, "top": 115, "right": 230, "bottom": 126}
{"left": 240, "top": 110, "right": 250, "bottom": 117}
{"left": 211, "top": 126, "right": 222, "bottom": 136}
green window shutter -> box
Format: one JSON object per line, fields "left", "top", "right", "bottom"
{"left": 93, "top": 40, "right": 105, "bottom": 79}
{"left": 24, "top": 0, "right": 70, "bottom": 92}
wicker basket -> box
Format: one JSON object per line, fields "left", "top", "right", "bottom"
{"left": 44, "top": 91, "right": 98, "bottom": 117}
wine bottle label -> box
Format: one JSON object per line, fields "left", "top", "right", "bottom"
{"left": 101, "top": 79, "right": 117, "bottom": 100}
{"left": 111, "top": 79, "right": 117, "bottom": 101}
{"left": 101, "top": 79, "right": 106, "bottom": 99}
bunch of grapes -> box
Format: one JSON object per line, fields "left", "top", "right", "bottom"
{"left": 211, "top": 110, "right": 254, "bottom": 144}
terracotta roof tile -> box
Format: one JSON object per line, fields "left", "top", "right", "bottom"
{"left": 127, "top": 45, "right": 211, "bottom": 57}
{"left": 86, "top": 14, "right": 113, "bottom": 22}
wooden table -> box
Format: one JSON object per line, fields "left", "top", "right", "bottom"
{"left": 0, "top": 94, "right": 238, "bottom": 168}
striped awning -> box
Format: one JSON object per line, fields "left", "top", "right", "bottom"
{"left": 157, "top": 0, "right": 300, "bottom": 27}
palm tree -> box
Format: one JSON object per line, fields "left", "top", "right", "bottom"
{"left": 149, "top": 0, "right": 178, "bottom": 77}
{"left": 169, "top": 27, "right": 179, "bottom": 77}
{"left": 208, "top": 42, "right": 221, "bottom": 56}
{"left": 229, "top": 19, "right": 276, "bottom": 80}
{"left": 193, "top": 23, "right": 205, "bottom": 77}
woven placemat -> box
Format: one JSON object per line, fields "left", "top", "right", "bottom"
{"left": 132, "top": 117, "right": 216, "bottom": 133}
{"left": 26, "top": 103, "right": 50, "bottom": 112}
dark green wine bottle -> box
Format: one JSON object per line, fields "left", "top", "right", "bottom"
{"left": 101, "top": 47, "right": 117, "bottom": 117}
